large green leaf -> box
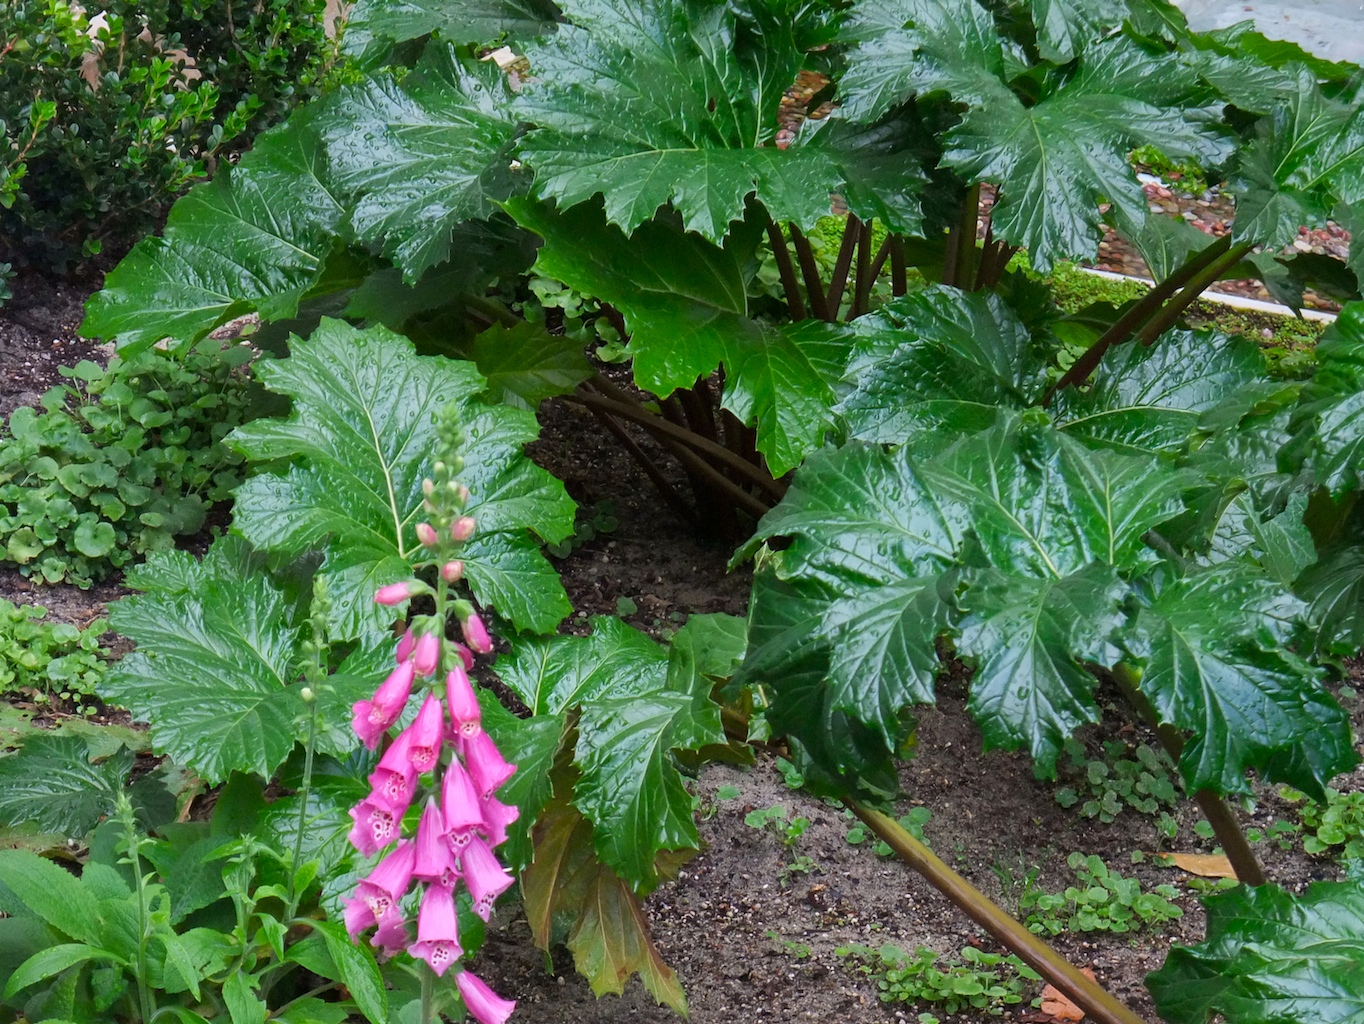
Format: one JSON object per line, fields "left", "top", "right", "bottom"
{"left": 957, "top": 564, "right": 1126, "bottom": 775}
{"left": 468, "top": 321, "right": 592, "bottom": 410}
{"left": 1148, "top": 879, "right": 1364, "bottom": 1024}
{"left": 1290, "top": 302, "right": 1364, "bottom": 494}
{"left": 515, "top": 0, "right": 839, "bottom": 242}
{"left": 1232, "top": 70, "right": 1364, "bottom": 248}
{"left": 480, "top": 696, "right": 563, "bottom": 872}
{"left": 1297, "top": 541, "right": 1364, "bottom": 657}
{"left": 838, "top": 2, "right": 1217, "bottom": 269}
{"left": 229, "top": 319, "right": 574, "bottom": 637}
{"left": 1123, "top": 564, "right": 1355, "bottom": 798}
{"left": 1055, "top": 329, "right": 1266, "bottom": 456}
{"left": 316, "top": 46, "right": 524, "bottom": 281}
{"left": 0, "top": 735, "right": 133, "bottom": 837}
{"left": 922, "top": 412, "right": 1194, "bottom": 577}
{"left": 835, "top": 286, "right": 1047, "bottom": 443}
{"left": 104, "top": 542, "right": 306, "bottom": 783}
{"left": 82, "top": 110, "right": 346, "bottom": 353}
{"left": 507, "top": 198, "right": 843, "bottom": 473}
{"left": 342, "top": 0, "right": 560, "bottom": 60}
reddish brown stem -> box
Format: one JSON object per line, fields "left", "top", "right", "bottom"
{"left": 787, "top": 223, "right": 832, "bottom": 321}
{"left": 766, "top": 221, "right": 806, "bottom": 321}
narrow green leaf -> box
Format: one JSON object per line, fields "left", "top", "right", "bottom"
{"left": 313, "top": 919, "right": 388, "bottom": 1024}
{"left": 0, "top": 852, "right": 104, "bottom": 946}
{"left": 469, "top": 320, "right": 592, "bottom": 409}
{"left": 4, "top": 944, "right": 112, "bottom": 999}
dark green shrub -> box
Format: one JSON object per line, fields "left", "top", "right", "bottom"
{"left": 0, "top": 0, "right": 333, "bottom": 268}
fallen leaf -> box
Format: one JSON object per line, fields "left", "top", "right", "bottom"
{"left": 1165, "top": 852, "right": 1238, "bottom": 878}
{"left": 1039, "top": 967, "right": 1095, "bottom": 1022}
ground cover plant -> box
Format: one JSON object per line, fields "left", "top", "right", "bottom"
{"left": 1, "top": 0, "right": 1363, "bottom": 1021}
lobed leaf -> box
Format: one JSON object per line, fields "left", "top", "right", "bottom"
{"left": 229, "top": 318, "right": 574, "bottom": 637}
{"left": 342, "top": 0, "right": 561, "bottom": 61}
{"left": 0, "top": 735, "right": 133, "bottom": 837}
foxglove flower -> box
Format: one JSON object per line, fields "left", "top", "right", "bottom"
{"left": 348, "top": 798, "right": 400, "bottom": 858}
{"left": 413, "top": 801, "right": 456, "bottom": 881}
{"left": 441, "top": 754, "right": 484, "bottom": 835}
{"left": 454, "top": 642, "right": 475, "bottom": 671}
{"left": 478, "top": 797, "right": 520, "bottom": 849}
{"left": 368, "top": 729, "right": 419, "bottom": 817}
{"left": 407, "top": 693, "right": 444, "bottom": 773}
{"left": 456, "top": 970, "right": 516, "bottom": 1024}
{"left": 344, "top": 840, "right": 415, "bottom": 939}
{"left": 461, "top": 612, "right": 493, "bottom": 655}
{"left": 446, "top": 665, "right": 481, "bottom": 739}
{"left": 460, "top": 835, "right": 516, "bottom": 921}
{"left": 412, "top": 632, "right": 440, "bottom": 676}
{"left": 396, "top": 629, "right": 416, "bottom": 664}
{"left": 372, "top": 908, "right": 410, "bottom": 957}
{"left": 409, "top": 883, "right": 463, "bottom": 976}
{"left": 463, "top": 729, "right": 516, "bottom": 800}
{"left": 376, "top": 581, "right": 419, "bottom": 606}
{"left": 352, "top": 660, "right": 416, "bottom": 749}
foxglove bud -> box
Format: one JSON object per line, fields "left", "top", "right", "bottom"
{"left": 442, "top": 560, "right": 464, "bottom": 583}
{"left": 412, "top": 632, "right": 440, "bottom": 676}
{"left": 461, "top": 613, "right": 493, "bottom": 655}
{"left": 451, "top": 516, "right": 477, "bottom": 542}
{"left": 416, "top": 522, "right": 439, "bottom": 548}
{"left": 376, "top": 581, "right": 419, "bottom": 606}
{"left": 395, "top": 629, "right": 416, "bottom": 664}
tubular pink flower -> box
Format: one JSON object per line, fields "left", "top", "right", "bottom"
{"left": 375, "top": 581, "right": 417, "bottom": 606}
{"left": 368, "top": 729, "right": 419, "bottom": 816}
{"left": 461, "top": 612, "right": 493, "bottom": 655}
{"left": 348, "top": 798, "right": 399, "bottom": 858}
{"left": 454, "top": 642, "right": 474, "bottom": 671}
{"left": 343, "top": 895, "right": 372, "bottom": 941}
{"left": 441, "top": 755, "right": 484, "bottom": 834}
{"left": 408, "top": 882, "right": 463, "bottom": 976}
{"left": 451, "top": 516, "right": 477, "bottom": 542}
{"left": 412, "top": 632, "right": 440, "bottom": 676}
{"left": 407, "top": 693, "right": 444, "bottom": 773}
{"left": 446, "top": 665, "right": 482, "bottom": 739}
{"left": 372, "top": 907, "right": 409, "bottom": 957}
{"left": 456, "top": 970, "right": 516, "bottom": 1024}
{"left": 463, "top": 729, "right": 516, "bottom": 800}
{"left": 442, "top": 560, "right": 464, "bottom": 583}
{"left": 370, "top": 659, "right": 416, "bottom": 725}
{"left": 460, "top": 835, "right": 516, "bottom": 921}
{"left": 478, "top": 797, "right": 520, "bottom": 849}
{"left": 354, "top": 840, "right": 415, "bottom": 927}
{"left": 416, "top": 522, "right": 439, "bottom": 548}
{"left": 413, "top": 801, "right": 455, "bottom": 881}
{"left": 395, "top": 629, "right": 416, "bottom": 664}
{"left": 350, "top": 700, "right": 385, "bottom": 750}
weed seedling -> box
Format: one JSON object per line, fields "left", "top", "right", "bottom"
{"left": 1284, "top": 787, "right": 1364, "bottom": 864}
{"left": 838, "top": 943, "right": 1040, "bottom": 1015}
{"left": 1019, "top": 853, "right": 1183, "bottom": 936}
{"left": 1053, "top": 739, "right": 1180, "bottom": 823}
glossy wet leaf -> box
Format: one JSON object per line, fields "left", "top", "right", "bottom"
{"left": 496, "top": 615, "right": 667, "bottom": 715}
{"left": 1291, "top": 302, "right": 1364, "bottom": 494}
{"left": 957, "top": 565, "right": 1126, "bottom": 775}
{"left": 1232, "top": 70, "right": 1364, "bottom": 248}
{"left": 229, "top": 318, "right": 574, "bottom": 637}
{"left": 316, "top": 46, "right": 523, "bottom": 280}
{"left": 82, "top": 112, "right": 346, "bottom": 353}
{"left": 468, "top": 320, "right": 592, "bottom": 410}
{"left": 1297, "top": 542, "right": 1364, "bottom": 657}
{"left": 1123, "top": 564, "right": 1355, "bottom": 798}
{"left": 836, "top": 286, "right": 1047, "bottom": 444}
{"left": 508, "top": 198, "right": 842, "bottom": 473}
{"left": 342, "top": 0, "right": 560, "bottom": 61}
{"left": 1055, "top": 329, "right": 1266, "bottom": 456}
{"left": 0, "top": 734, "right": 133, "bottom": 837}
{"left": 516, "top": 0, "right": 838, "bottom": 242}
{"left": 1148, "top": 879, "right": 1364, "bottom": 1024}
{"left": 922, "top": 412, "right": 1194, "bottom": 577}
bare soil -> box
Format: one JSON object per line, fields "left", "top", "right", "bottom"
{"left": 3, "top": 230, "right": 1362, "bottom": 1024}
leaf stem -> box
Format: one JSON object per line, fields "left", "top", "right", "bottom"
{"left": 825, "top": 213, "right": 862, "bottom": 315}
{"left": 286, "top": 698, "right": 319, "bottom": 915}
{"left": 1044, "top": 234, "right": 1234, "bottom": 403}
{"left": 890, "top": 236, "right": 907, "bottom": 296}
{"left": 581, "top": 402, "right": 703, "bottom": 528}
{"left": 766, "top": 221, "right": 807, "bottom": 321}
{"left": 847, "top": 802, "right": 1152, "bottom": 1024}
{"left": 850, "top": 218, "right": 874, "bottom": 320}
{"left": 1110, "top": 664, "right": 1267, "bottom": 885}
{"left": 787, "top": 223, "right": 832, "bottom": 321}
{"left": 1132, "top": 241, "right": 1256, "bottom": 346}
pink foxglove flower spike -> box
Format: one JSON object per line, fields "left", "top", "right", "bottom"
{"left": 344, "top": 418, "right": 517, "bottom": 1020}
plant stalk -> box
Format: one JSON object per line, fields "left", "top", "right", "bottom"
{"left": 766, "top": 221, "right": 807, "bottom": 321}
{"left": 890, "top": 236, "right": 907, "bottom": 296}
{"left": 583, "top": 403, "right": 702, "bottom": 528}
{"left": 788, "top": 223, "right": 832, "bottom": 321}
{"left": 286, "top": 698, "right": 319, "bottom": 915}
{"left": 1133, "top": 240, "right": 1256, "bottom": 346}
{"left": 420, "top": 962, "right": 435, "bottom": 1024}
{"left": 1110, "top": 664, "right": 1267, "bottom": 885}
{"left": 825, "top": 213, "right": 862, "bottom": 316}
{"left": 573, "top": 387, "right": 783, "bottom": 499}
{"left": 850, "top": 218, "right": 874, "bottom": 320}
{"left": 652, "top": 430, "right": 771, "bottom": 519}
{"left": 848, "top": 803, "right": 1152, "bottom": 1024}
{"left": 1044, "top": 234, "right": 1235, "bottom": 403}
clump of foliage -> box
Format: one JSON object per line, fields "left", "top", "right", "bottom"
{"left": 837, "top": 942, "right": 1040, "bottom": 1015}
{"left": 0, "top": 343, "right": 259, "bottom": 586}
{"left": 1020, "top": 854, "right": 1183, "bottom": 936}
{"left": 1053, "top": 739, "right": 1181, "bottom": 823}
{"left": 1284, "top": 786, "right": 1364, "bottom": 864}
{"left": 0, "top": 0, "right": 334, "bottom": 267}
{"left": 0, "top": 599, "right": 107, "bottom": 712}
